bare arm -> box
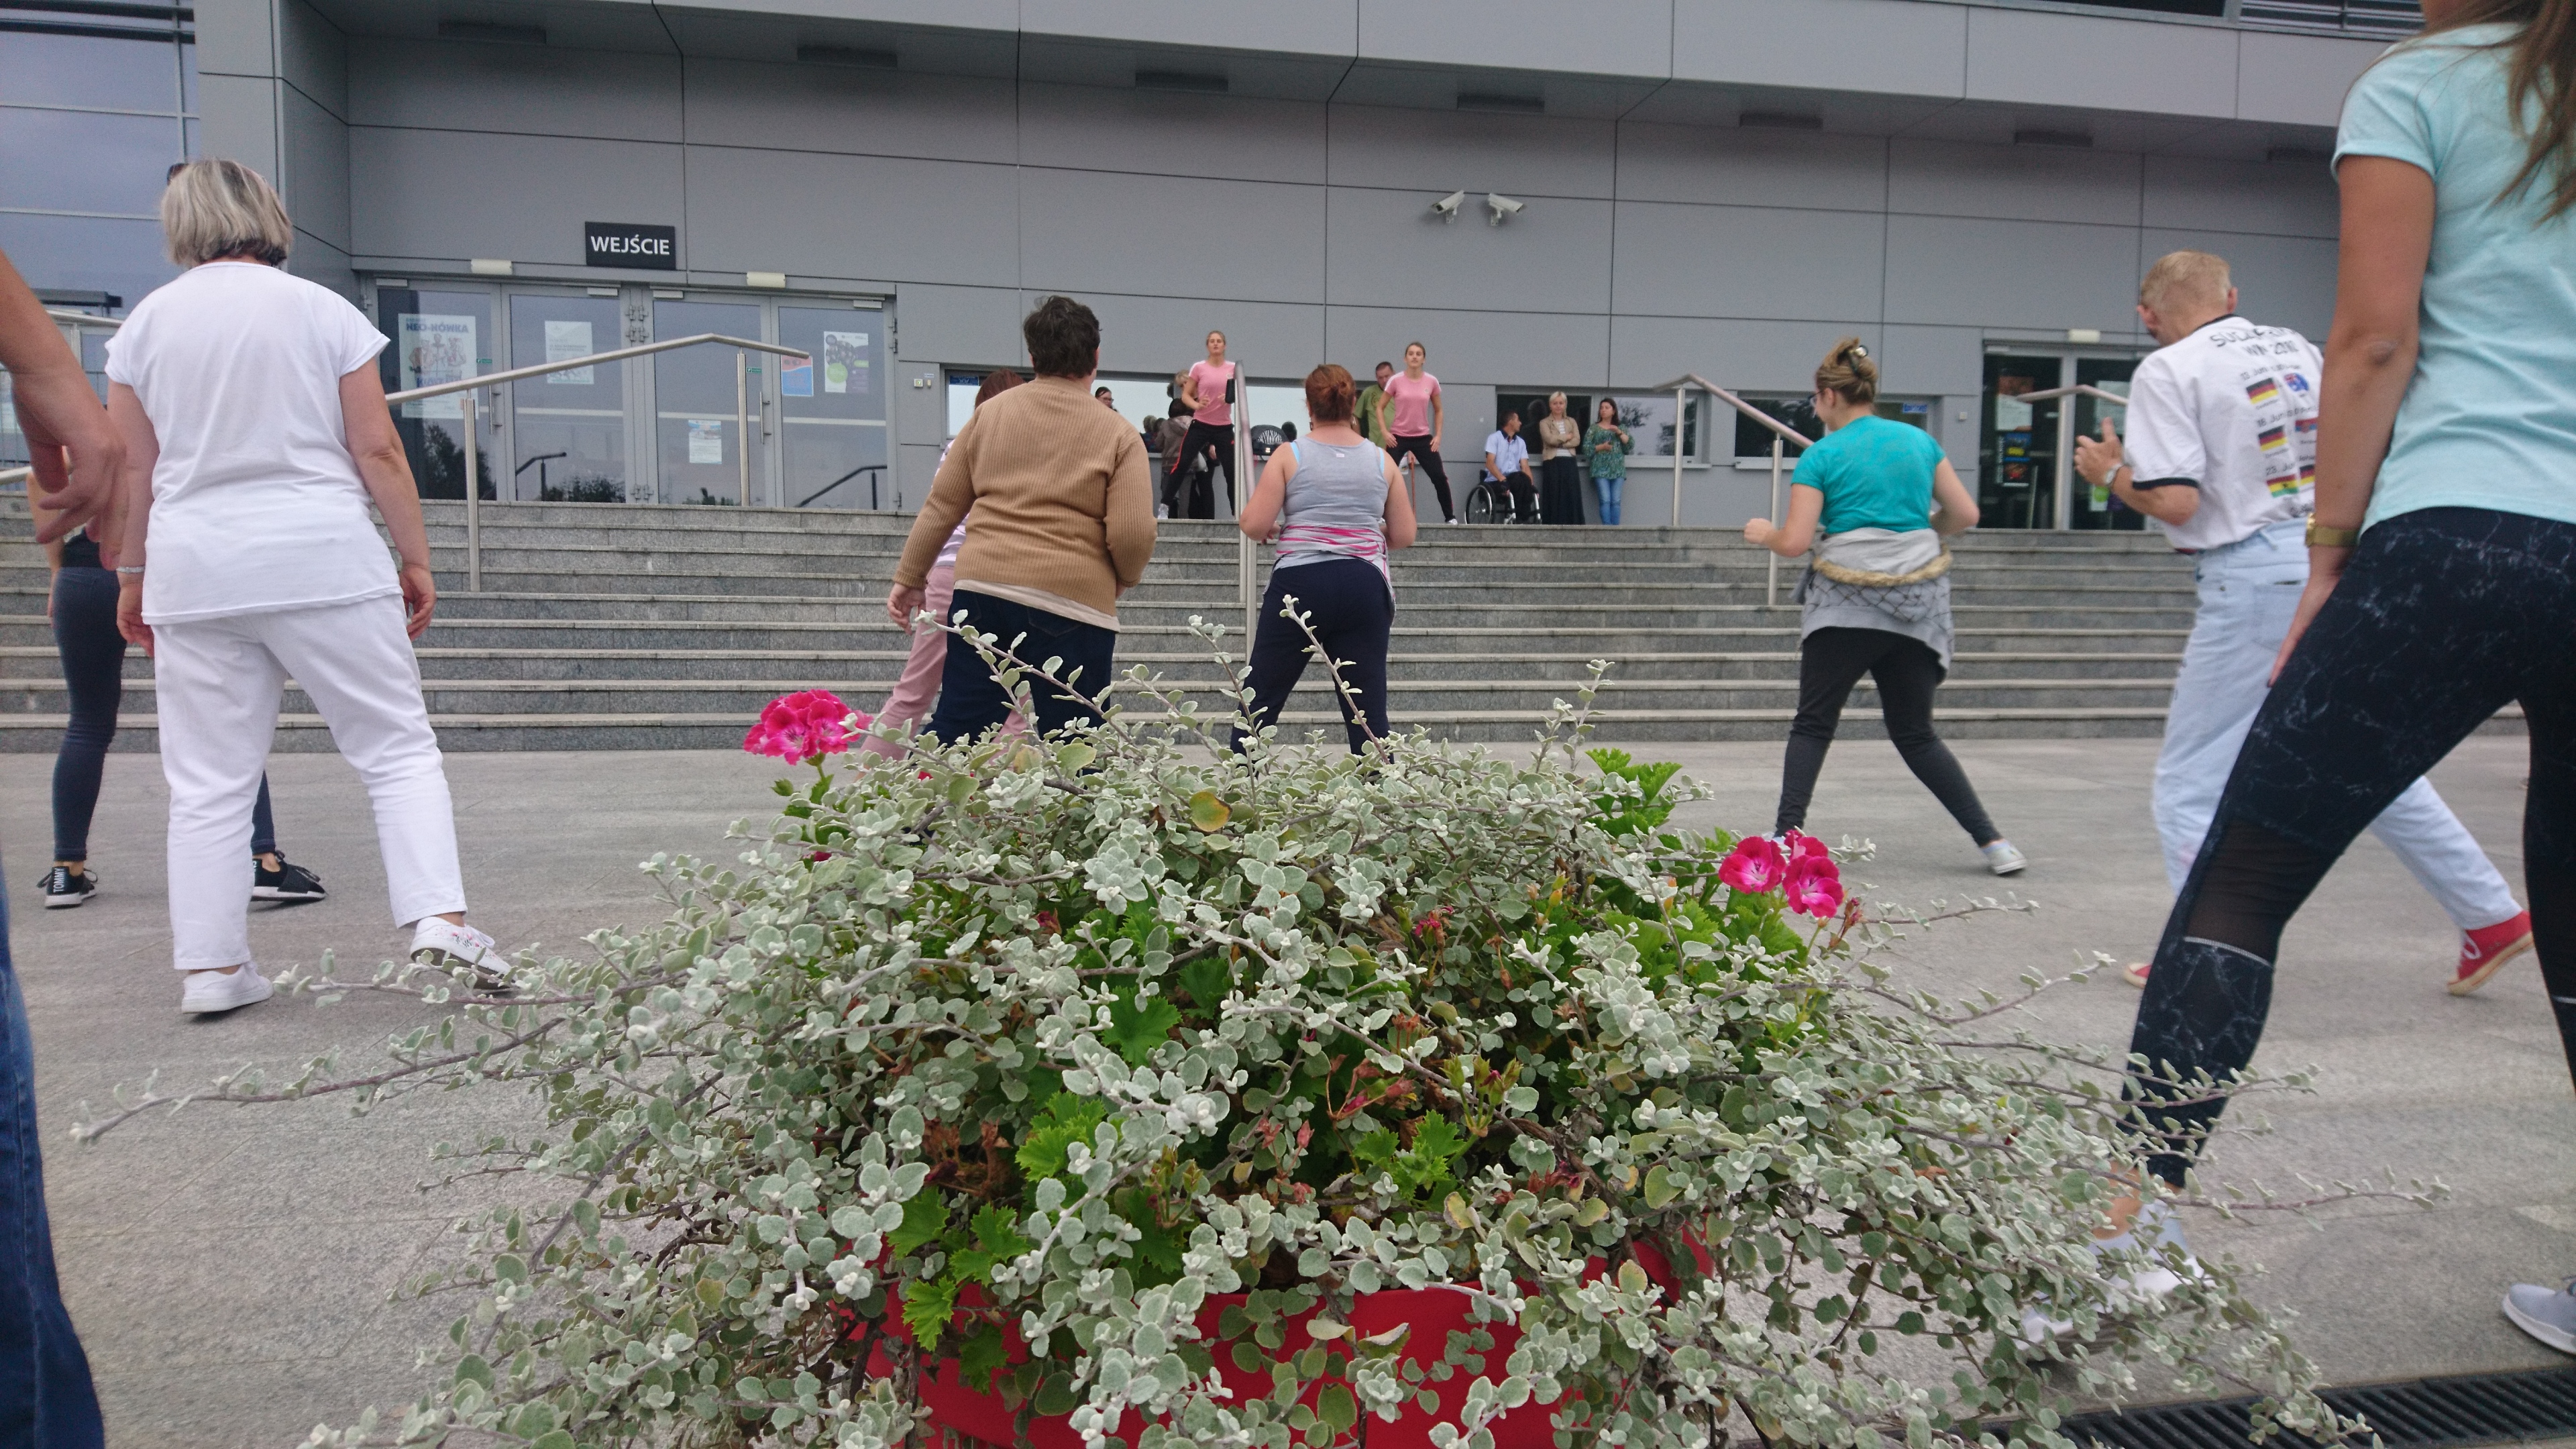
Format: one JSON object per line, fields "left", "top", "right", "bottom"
{"left": 1383, "top": 452, "right": 1418, "bottom": 550}
{"left": 1429, "top": 388, "right": 1444, "bottom": 451}
{"left": 2274, "top": 155, "right": 2435, "bottom": 679}
{"left": 0, "top": 249, "right": 121, "bottom": 543}
{"left": 1180, "top": 370, "right": 1205, "bottom": 413}
{"left": 1743, "top": 484, "right": 1826, "bottom": 557}
{"left": 106, "top": 382, "right": 159, "bottom": 653}
{"left": 1239, "top": 446, "right": 1293, "bottom": 541}
{"left": 1929, "top": 459, "right": 1979, "bottom": 536}
{"left": 339, "top": 366, "right": 438, "bottom": 639}
{"left": 2074, "top": 418, "right": 2198, "bottom": 526}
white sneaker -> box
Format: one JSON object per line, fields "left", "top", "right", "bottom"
{"left": 2016, "top": 1203, "right": 2199, "bottom": 1350}
{"left": 181, "top": 962, "right": 273, "bottom": 1015}
{"left": 411, "top": 918, "right": 512, "bottom": 993}
{"left": 1982, "top": 839, "right": 2027, "bottom": 876}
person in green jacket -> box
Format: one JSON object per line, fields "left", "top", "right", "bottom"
{"left": 1356, "top": 360, "right": 1395, "bottom": 449}
{"left": 1584, "top": 398, "right": 1633, "bottom": 524}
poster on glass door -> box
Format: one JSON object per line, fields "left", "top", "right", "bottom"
{"left": 397, "top": 314, "right": 474, "bottom": 419}
{"left": 823, "top": 331, "right": 869, "bottom": 394}
{"left": 544, "top": 319, "right": 595, "bottom": 384}
{"left": 687, "top": 419, "right": 723, "bottom": 464}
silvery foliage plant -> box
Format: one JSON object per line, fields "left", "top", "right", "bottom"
{"left": 81, "top": 616, "right": 2392, "bottom": 1449}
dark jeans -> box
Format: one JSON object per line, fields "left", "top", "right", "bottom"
{"left": 1387, "top": 435, "right": 1454, "bottom": 522}
{"left": 1485, "top": 470, "right": 1537, "bottom": 523}
{"left": 926, "top": 590, "right": 1118, "bottom": 744}
{"left": 1775, "top": 627, "right": 2000, "bottom": 845}
{"left": 1165, "top": 422, "right": 1235, "bottom": 519}
{"left": 2128, "top": 506, "right": 2576, "bottom": 1185}
{"left": 0, "top": 857, "right": 106, "bottom": 1448}
{"left": 1540, "top": 456, "right": 1585, "bottom": 525}
{"left": 1234, "top": 559, "right": 1394, "bottom": 755}
{"left": 50, "top": 567, "right": 275, "bottom": 863}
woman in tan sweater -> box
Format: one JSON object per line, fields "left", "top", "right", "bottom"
{"left": 888, "top": 295, "right": 1156, "bottom": 742}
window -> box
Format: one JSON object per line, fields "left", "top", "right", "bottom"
{"left": 0, "top": 5, "right": 195, "bottom": 315}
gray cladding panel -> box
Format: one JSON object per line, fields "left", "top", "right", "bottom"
{"left": 686, "top": 148, "right": 1018, "bottom": 284}
{"left": 1324, "top": 305, "right": 1609, "bottom": 388}
{"left": 1672, "top": 0, "right": 1968, "bottom": 99}
{"left": 1326, "top": 186, "right": 1611, "bottom": 313}
{"left": 1019, "top": 169, "right": 1326, "bottom": 303}
{"left": 1070, "top": 294, "right": 1326, "bottom": 379}
{"left": 346, "top": 38, "right": 684, "bottom": 141}
{"left": 198, "top": 72, "right": 282, "bottom": 179}
{"left": 1358, "top": 0, "right": 1670, "bottom": 79}
{"left": 1614, "top": 124, "right": 1888, "bottom": 213}
{"left": 350, "top": 128, "right": 684, "bottom": 264}
{"left": 1018, "top": 0, "right": 1358, "bottom": 56}
{"left": 2143, "top": 154, "right": 2339, "bottom": 237}
{"left": 193, "top": 0, "right": 276, "bottom": 76}
{"left": 1017, "top": 85, "right": 1328, "bottom": 184}
{"left": 1609, "top": 201, "right": 1884, "bottom": 321}
{"left": 2237, "top": 31, "right": 2385, "bottom": 127}
{"left": 1609, "top": 315, "right": 1882, "bottom": 394}
{"left": 2139, "top": 227, "right": 2338, "bottom": 339}
{"left": 1325, "top": 104, "right": 1616, "bottom": 200}
{"left": 681, "top": 60, "right": 1018, "bottom": 163}
{"left": 282, "top": 84, "right": 352, "bottom": 253}
{"left": 1964, "top": 8, "right": 2239, "bottom": 118}
{"left": 1884, "top": 214, "right": 2142, "bottom": 331}
{"left": 282, "top": 0, "right": 347, "bottom": 118}
{"left": 1888, "top": 138, "right": 2144, "bottom": 225}
{"left": 895, "top": 283, "right": 1024, "bottom": 366}
{"left": 1876, "top": 323, "right": 1992, "bottom": 398}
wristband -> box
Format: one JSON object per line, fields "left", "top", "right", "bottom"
{"left": 2304, "top": 519, "right": 2363, "bottom": 548}
{"left": 114, "top": 566, "right": 144, "bottom": 575}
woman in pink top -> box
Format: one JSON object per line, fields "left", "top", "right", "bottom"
{"left": 1165, "top": 330, "right": 1238, "bottom": 518}
{"left": 1379, "top": 341, "right": 1455, "bottom": 524}
{"left": 866, "top": 369, "right": 1024, "bottom": 755}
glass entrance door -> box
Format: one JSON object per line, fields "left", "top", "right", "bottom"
{"left": 507, "top": 292, "right": 627, "bottom": 501}
{"left": 375, "top": 284, "right": 493, "bottom": 499}
{"left": 651, "top": 298, "right": 763, "bottom": 506}
{"left": 1980, "top": 355, "right": 2063, "bottom": 529}
{"left": 777, "top": 305, "right": 887, "bottom": 508}
{"left": 2070, "top": 357, "right": 2143, "bottom": 531}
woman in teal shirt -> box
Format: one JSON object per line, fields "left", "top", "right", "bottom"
{"left": 1583, "top": 399, "right": 1632, "bottom": 524}
{"left": 1743, "top": 337, "right": 2021, "bottom": 875}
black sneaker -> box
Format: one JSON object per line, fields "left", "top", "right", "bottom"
{"left": 39, "top": 865, "right": 95, "bottom": 909}
{"left": 252, "top": 855, "right": 327, "bottom": 902}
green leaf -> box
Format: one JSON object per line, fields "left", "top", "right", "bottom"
{"left": 1055, "top": 742, "right": 1096, "bottom": 772}
{"left": 902, "top": 1275, "right": 961, "bottom": 1345}
{"left": 529, "top": 1434, "right": 576, "bottom": 1449}
{"left": 890, "top": 1194, "right": 949, "bottom": 1256}
{"left": 959, "top": 1323, "right": 1012, "bottom": 1390}
{"left": 1642, "top": 1165, "right": 1680, "bottom": 1209}
{"left": 1187, "top": 790, "right": 1232, "bottom": 833}
{"left": 1015, "top": 1093, "right": 1110, "bottom": 1183}
{"left": 1318, "top": 1382, "right": 1360, "bottom": 1433}
{"left": 1106, "top": 988, "right": 1183, "bottom": 1067}
{"left": 1177, "top": 956, "right": 1234, "bottom": 1009}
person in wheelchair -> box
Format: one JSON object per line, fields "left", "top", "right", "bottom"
{"left": 1482, "top": 410, "right": 1537, "bottom": 523}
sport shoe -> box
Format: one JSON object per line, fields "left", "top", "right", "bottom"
{"left": 252, "top": 855, "right": 327, "bottom": 902}
{"left": 38, "top": 865, "right": 95, "bottom": 909}
{"left": 2504, "top": 1279, "right": 2576, "bottom": 1354}
{"left": 181, "top": 962, "right": 273, "bottom": 1015}
{"left": 2452, "top": 910, "right": 2535, "bottom": 996}
{"left": 1982, "top": 839, "right": 2028, "bottom": 876}
{"left": 2017, "top": 1203, "right": 2199, "bottom": 1349}
{"left": 411, "top": 918, "right": 512, "bottom": 993}
{"left": 2123, "top": 960, "right": 2151, "bottom": 987}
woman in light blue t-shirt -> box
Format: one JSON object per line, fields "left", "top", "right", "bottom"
{"left": 2105, "top": 0, "right": 2576, "bottom": 1352}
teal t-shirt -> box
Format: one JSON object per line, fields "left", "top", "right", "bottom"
{"left": 1792, "top": 415, "right": 1943, "bottom": 534}
{"left": 2337, "top": 27, "right": 2576, "bottom": 530}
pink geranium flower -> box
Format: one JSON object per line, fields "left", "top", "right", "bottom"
{"left": 1784, "top": 858, "right": 1845, "bottom": 918}
{"left": 1718, "top": 835, "right": 1786, "bottom": 895}
{"left": 743, "top": 690, "right": 869, "bottom": 766}
{"left": 1782, "top": 830, "right": 1833, "bottom": 868}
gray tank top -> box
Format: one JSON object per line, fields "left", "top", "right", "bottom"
{"left": 1274, "top": 439, "right": 1389, "bottom": 574}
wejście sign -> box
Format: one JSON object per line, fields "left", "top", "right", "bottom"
{"left": 584, "top": 221, "right": 676, "bottom": 270}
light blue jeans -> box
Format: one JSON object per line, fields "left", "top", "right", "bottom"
{"left": 2155, "top": 517, "right": 2521, "bottom": 929}
{"left": 1594, "top": 474, "right": 1622, "bottom": 525}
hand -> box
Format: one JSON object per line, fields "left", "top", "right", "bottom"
{"left": 886, "top": 583, "right": 926, "bottom": 632}
{"left": 115, "top": 574, "right": 151, "bottom": 655}
{"left": 2269, "top": 545, "right": 2351, "bottom": 684}
{"left": 399, "top": 561, "right": 437, "bottom": 639}
{"left": 1430, "top": 435, "right": 1442, "bottom": 452}
{"left": 2074, "top": 417, "right": 2124, "bottom": 487}
{"left": 1743, "top": 517, "right": 1776, "bottom": 547}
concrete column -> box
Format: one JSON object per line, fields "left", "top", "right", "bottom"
{"left": 194, "top": 0, "right": 353, "bottom": 299}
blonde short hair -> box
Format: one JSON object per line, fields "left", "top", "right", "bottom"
{"left": 2140, "top": 250, "right": 2231, "bottom": 313}
{"left": 162, "top": 158, "right": 292, "bottom": 267}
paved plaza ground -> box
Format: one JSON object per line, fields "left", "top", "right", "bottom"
{"left": 7, "top": 733, "right": 2571, "bottom": 1447}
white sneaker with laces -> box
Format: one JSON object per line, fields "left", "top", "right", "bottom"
{"left": 411, "top": 918, "right": 511, "bottom": 992}
{"left": 181, "top": 962, "right": 273, "bottom": 1015}
{"left": 2015, "top": 1203, "right": 2199, "bottom": 1350}
{"left": 1982, "top": 839, "right": 2027, "bottom": 876}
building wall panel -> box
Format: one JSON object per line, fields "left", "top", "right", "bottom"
{"left": 1325, "top": 105, "right": 1617, "bottom": 199}
{"left": 350, "top": 129, "right": 684, "bottom": 265}
{"left": 1673, "top": 0, "right": 1970, "bottom": 99}
{"left": 1326, "top": 186, "right": 1613, "bottom": 313}
{"left": 1615, "top": 125, "right": 1889, "bottom": 213}
{"left": 1020, "top": 169, "right": 1327, "bottom": 303}
{"left": 2143, "top": 154, "right": 2339, "bottom": 237}
{"left": 684, "top": 147, "right": 1018, "bottom": 284}
{"left": 1889, "top": 139, "right": 2145, "bottom": 225}
{"left": 1610, "top": 201, "right": 1885, "bottom": 321}
{"left": 346, "top": 38, "right": 684, "bottom": 141}
{"left": 1018, "top": 85, "right": 1328, "bottom": 184}
{"left": 1965, "top": 8, "right": 2239, "bottom": 117}
{"left": 682, "top": 60, "right": 1018, "bottom": 164}
{"left": 1884, "top": 213, "right": 2144, "bottom": 332}
{"left": 2139, "top": 227, "right": 2339, "bottom": 338}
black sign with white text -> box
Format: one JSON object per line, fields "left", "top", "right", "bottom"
{"left": 584, "top": 221, "right": 676, "bottom": 270}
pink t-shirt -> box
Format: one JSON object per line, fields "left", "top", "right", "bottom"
{"left": 1189, "top": 360, "right": 1236, "bottom": 426}
{"left": 1383, "top": 371, "right": 1439, "bottom": 437}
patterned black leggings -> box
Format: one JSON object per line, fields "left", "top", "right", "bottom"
{"left": 2127, "top": 506, "right": 2576, "bottom": 1185}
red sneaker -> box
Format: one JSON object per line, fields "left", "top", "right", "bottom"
{"left": 2122, "top": 961, "right": 2151, "bottom": 988}
{"left": 2452, "top": 910, "right": 2535, "bottom": 996}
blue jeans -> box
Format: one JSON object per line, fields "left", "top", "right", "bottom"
{"left": 0, "top": 859, "right": 105, "bottom": 1448}
{"left": 926, "top": 590, "right": 1118, "bottom": 744}
{"left": 1593, "top": 474, "right": 1622, "bottom": 525}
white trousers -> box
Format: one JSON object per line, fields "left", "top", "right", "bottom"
{"left": 2155, "top": 518, "right": 2520, "bottom": 930}
{"left": 154, "top": 595, "right": 465, "bottom": 971}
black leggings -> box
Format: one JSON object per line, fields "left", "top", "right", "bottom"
{"left": 1165, "top": 421, "right": 1235, "bottom": 519}
{"left": 1234, "top": 559, "right": 1393, "bottom": 755}
{"left": 1387, "top": 435, "right": 1455, "bottom": 522}
{"left": 52, "top": 566, "right": 274, "bottom": 863}
{"left": 2127, "top": 507, "right": 2576, "bottom": 1186}
{"left": 1774, "top": 627, "right": 2000, "bottom": 845}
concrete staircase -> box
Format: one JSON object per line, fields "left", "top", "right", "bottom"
{"left": 0, "top": 500, "right": 2202, "bottom": 751}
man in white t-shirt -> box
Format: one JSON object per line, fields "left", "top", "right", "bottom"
{"left": 1483, "top": 411, "right": 1535, "bottom": 523}
{"left": 2077, "top": 250, "right": 2530, "bottom": 994}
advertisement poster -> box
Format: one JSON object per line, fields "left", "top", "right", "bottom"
{"left": 545, "top": 319, "right": 594, "bottom": 384}
{"left": 823, "top": 331, "right": 869, "bottom": 394}
{"left": 780, "top": 353, "right": 813, "bottom": 398}
{"left": 397, "top": 314, "right": 474, "bottom": 419}
{"left": 687, "top": 419, "right": 723, "bottom": 464}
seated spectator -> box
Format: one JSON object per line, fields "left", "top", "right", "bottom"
{"left": 1484, "top": 411, "right": 1536, "bottom": 524}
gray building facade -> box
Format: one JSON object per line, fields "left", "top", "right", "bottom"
{"left": 4, "top": 0, "right": 2398, "bottom": 529}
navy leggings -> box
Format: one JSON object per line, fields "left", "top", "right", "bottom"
{"left": 1236, "top": 558, "right": 1394, "bottom": 755}
{"left": 51, "top": 566, "right": 273, "bottom": 863}
{"left": 1387, "top": 436, "right": 1455, "bottom": 523}
{"left": 2126, "top": 507, "right": 2576, "bottom": 1185}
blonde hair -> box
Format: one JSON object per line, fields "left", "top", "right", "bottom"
{"left": 2139, "top": 250, "right": 2231, "bottom": 313}
{"left": 162, "top": 159, "right": 292, "bottom": 267}
{"left": 1814, "top": 337, "right": 1878, "bottom": 407}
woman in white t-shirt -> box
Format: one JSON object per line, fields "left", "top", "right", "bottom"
{"left": 103, "top": 160, "right": 506, "bottom": 1014}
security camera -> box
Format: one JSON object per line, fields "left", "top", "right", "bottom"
{"left": 1430, "top": 190, "right": 1466, "bottom": 222}
{"left": 1486, "top": 193, "right": 1524, "bottom": 225}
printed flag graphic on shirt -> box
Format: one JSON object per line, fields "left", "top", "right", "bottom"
{"left": 2245, "top": 378, "right": 2282, "bottom": 407}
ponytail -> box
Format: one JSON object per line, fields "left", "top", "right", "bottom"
{"left": 1815, "top": 337, "right": 1878, "bottom": 407}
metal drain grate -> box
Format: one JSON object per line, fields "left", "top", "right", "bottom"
{"left": 2059, "top": 1366, "right": 2576, "bottom": 1449}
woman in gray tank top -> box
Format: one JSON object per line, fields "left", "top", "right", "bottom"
{"left": 1234, "top": 364, "right": 1418, "bottom": 753}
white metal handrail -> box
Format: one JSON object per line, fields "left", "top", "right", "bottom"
{"left": 2010, "top": 383, "right": 2129, "bottom": 407}
{"left": 1651, "top": 372, "right": 1818, "bottom": 606}
{"left": 387, "top": 332, "right": 811, "bottom": 592}
{"left": 46, "top": 310, "right": 120, "bottom": 329}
